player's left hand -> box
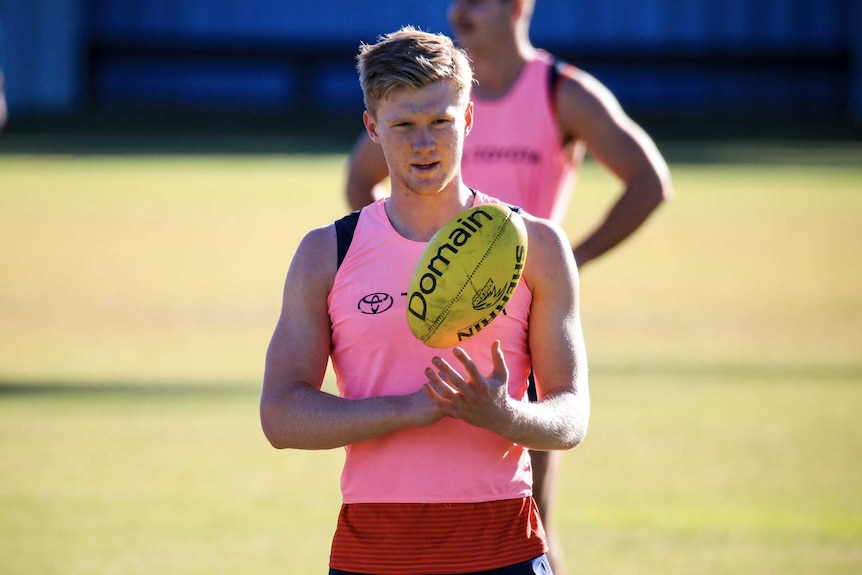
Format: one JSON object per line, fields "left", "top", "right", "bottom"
{"left": 422, "top": 340, "right": 512, "bottom": 432}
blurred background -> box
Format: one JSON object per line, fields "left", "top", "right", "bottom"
{"left": 1, "top": 0, "right": 860, "bottom": 148}
{"left": 1, "top": 3, "right": 860, "bottom": 574}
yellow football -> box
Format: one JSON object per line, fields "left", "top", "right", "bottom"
{"left": 406, "top": 203, "right": 528, "bottom": 348}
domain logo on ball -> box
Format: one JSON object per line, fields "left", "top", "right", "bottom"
{"left": 406, "top": 203, "right": 528, "bottom": 348}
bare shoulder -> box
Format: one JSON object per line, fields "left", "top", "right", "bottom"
{"left": 521, "top": 211, "right": 569, "bottom": 252}
{"left": 287, "top": 223, "right": 339, "bottom": 295}
{"left": 552, "top": 62, "right": 639, "bottom": 146}
{"left": 553, "top": 61, "right": 668, "bottom": 177}
{"left": 519, "top": 212, "right": 578, "bottom": 288}
{"left": 555, "top": 65, "right": 623, "bottom": 116}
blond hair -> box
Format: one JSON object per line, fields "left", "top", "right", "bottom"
{"left": 357, "top": 26, "right": 473, "bottom": 117}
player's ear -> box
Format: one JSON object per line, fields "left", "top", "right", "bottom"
{"left": 464, "top": 101, "right": 474, "bottom": 136}
{"left": 510, "top": 0, "right": 525, "bottom": 21}
{"left": 363, "top": 110, "right": 381, "bottom": 143}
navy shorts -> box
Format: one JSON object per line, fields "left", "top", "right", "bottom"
{"left": 329, "top": 553, "right": 552, "bottom": 575}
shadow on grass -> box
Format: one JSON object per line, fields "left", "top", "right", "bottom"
{"left": 0, "top": 380, "right": 259, "bottom": 399}
{"left": 591, "top": 360, "right": 862, "bottom": 382}
{"left": 1, "top": 360, "right": 858, "bottom": 399}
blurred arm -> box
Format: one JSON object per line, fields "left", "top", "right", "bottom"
{"left": 556, "top": 69, "right": 673, "bottom": 267}
{"left": 345, "top": 131, "right": 391, "bottom": 211}
{"left": 0, "top": 72, "right": 7, "bottom": 132}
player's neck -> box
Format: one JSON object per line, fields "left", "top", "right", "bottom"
{"left": 385, "top": 182, "right": 475, "bottom": 242}
{"left": 470, "top": 40, "right": 536, "bottom": 101}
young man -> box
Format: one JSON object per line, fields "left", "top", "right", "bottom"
{"left": 345, "top": 2, "right": 672, "bottom": 571}
{"left": 261, "top": 26, "right": 589, "bottom": 575}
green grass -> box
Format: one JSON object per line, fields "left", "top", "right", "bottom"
{"left": 0, "top": 155, "right": 347, "bottom": 383}
{"left": 1, "top": 148, "right": 861, "bottom": 574}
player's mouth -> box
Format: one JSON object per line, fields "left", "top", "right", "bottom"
{"left": 413, "top": 161, "right": 440, "bottom": 172}
{"left": 450, "top": 21, "right": 474, "bottom": 39}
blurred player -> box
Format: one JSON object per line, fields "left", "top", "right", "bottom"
{"left": 344, "top": 1, "right": 672, "bottom": 572}
{"left": 0, "top": 18, "right": 7, "bottom": 132}
{"left": 262, "top": 26, "right": 590, "bottom": 574}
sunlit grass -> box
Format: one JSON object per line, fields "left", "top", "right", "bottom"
{"left": 0, "top": 150, "right": 860, "bottom": 574}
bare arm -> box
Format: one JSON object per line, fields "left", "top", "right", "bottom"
{"left": 260, "top": 224, "right": 442, "bottom": 450}
{"left": 345, "top": 132, "right": 391, "bottom": 211}
{"left": 423, "top": 217, "right": 589, "bottom": 451}
{"left": 0, "top": 72, "right": 7, "bottom": 132}
{"left": 557, "top": 69, "right": 673, "bottom": 267}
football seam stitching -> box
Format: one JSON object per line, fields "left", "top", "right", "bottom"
{"left": 422, "top": 212, "right": 511, "bottom": 343}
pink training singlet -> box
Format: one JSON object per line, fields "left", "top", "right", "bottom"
{"left": 327, "top": 192, "right": 534, "bottom": 504}
{"left": 462, "top": 50, "right": 577, "bottom": 224}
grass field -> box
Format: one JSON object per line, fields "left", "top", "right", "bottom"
{"left": 1, "top": 144, "right": 861, "bottom": 574}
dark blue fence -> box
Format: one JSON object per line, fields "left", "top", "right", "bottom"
{"left": 1, "top": 0, "right": 859, "bottom": 126}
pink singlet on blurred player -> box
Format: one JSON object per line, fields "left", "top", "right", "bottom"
{"left": 345, "top": 2, "right": 672, "bottom": 573}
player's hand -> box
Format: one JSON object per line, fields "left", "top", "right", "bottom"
{"left": 422, "top": 341, "right": 511, "bottom": 432}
